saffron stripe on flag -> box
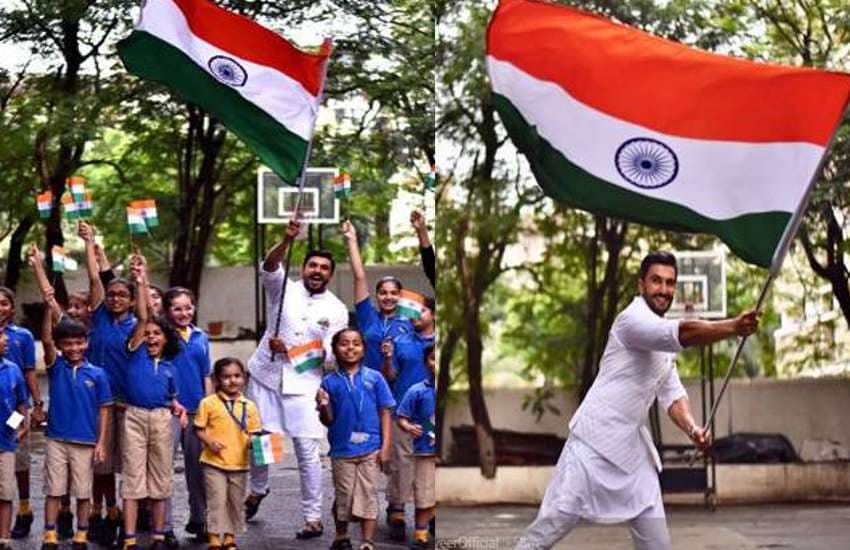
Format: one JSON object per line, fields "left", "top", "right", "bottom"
{"left": 119, "top": 32, "right": 309, "bottom": 184}
{"left": 487, "top": 0, "right": 850, "bottom": 144}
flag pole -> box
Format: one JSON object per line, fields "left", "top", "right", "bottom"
{"left": 696, "top": 103, "right": 850, "bottom": 457}
{"left": 270, "top": 38, "right": 333, "bottom": 362}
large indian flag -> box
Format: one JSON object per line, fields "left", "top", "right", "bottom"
{"left": 118, "top": 0, "right": 330, "bottom": 183}
{"left": 487, "top": 0, "right": 850, "bottom": 268}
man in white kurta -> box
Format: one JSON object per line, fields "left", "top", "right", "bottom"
{"left": 517, "top": 252, "right": 758, "bottom": 550}
{"left": 245, "top": 220, "right": 349, "bottom": 537}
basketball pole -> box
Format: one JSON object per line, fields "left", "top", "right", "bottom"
{"left": 694, "top": 104, "right": 848, "bottom": 461}
{"left": 270, "top": 38, "right": 333, "bottom": 363}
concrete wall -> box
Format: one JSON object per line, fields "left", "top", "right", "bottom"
{"left": 437, "top": 463, "right": 850, "bottom": 505}
{"left": 442, "top": 378, "right": 850, "bottom": 461}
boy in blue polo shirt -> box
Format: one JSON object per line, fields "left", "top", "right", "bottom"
{"left": 0, "top": 331, "right": 29, "bottom": 549}
{"left": 316, "top": 328, "right": 395, "bottom": 550}
{"left": 41, "top": 319, "right": 113, "bottom": 550}
{"left": 395, "top": 345, "right": 436, "bottom": 550}
{"left": 0, "top": 286, "right": 44, "bottom": 540}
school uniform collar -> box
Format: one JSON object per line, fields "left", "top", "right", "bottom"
{"left": 216, "top": 391, "right": 247, "bottom": 404}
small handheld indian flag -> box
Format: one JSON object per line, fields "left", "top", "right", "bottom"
{"left": 251, "top": 432, "right": 284, "bottom": 466}
{"left": 51, "top": 246, "right": 78, "bottom": 272}
{"left": 62, "top": 194, "right": 80, "bottom": 220}
{"left": 397, "top": 289, "right": 427, "bottom": 320}
{"left": 333, "top": 173, "right": 351, "bottom": 198}
{"left": 287, "top": 340, "right": 324, "bottom": 373}
{"left": 127, "top": 207, "right": 148, "bottom": 235}
{"left": 77, "top": 192, "right": 93, "bottom": 218}
{"left": 67, "top": 176, "right": 86, "bottom": 201}
{"left": 131, "top": 199, "right": 159, "bottom": 228}
{"left": 36, "top": 191, "right": 53, "bottom": 219}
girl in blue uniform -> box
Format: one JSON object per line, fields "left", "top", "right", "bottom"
{"left": 162, "top": 287, "right": 211, "bottom": 542}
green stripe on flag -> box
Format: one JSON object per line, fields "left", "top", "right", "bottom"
{"left": 493, "top": 93, "right": 790, "bottom": 268}
{"left": 118, "top": 31, "right": 308, "bottom": 184}
{"left": 294, "top": 356, "right": 323, "bottom": 374}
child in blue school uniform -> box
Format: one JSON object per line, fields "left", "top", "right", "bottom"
{"left": 40, "top": 318, "right": 113, "bottom": 550}
{"left": 0, "top": 331, "right": 29, "bottom": 549}
{"left": 395, "top": 345, "right": 437, "bottom": 549}
{"left": 316, "top": 328, "right": 395, "bottom": 550}
{"left": 162, "top": 287, "right": 211, "bottom": 541}
{"left": 0, "top": 286, "right": 44, "bottom": 540}
{"left": 120, "top": 254, "right": 188, "bottom": 550}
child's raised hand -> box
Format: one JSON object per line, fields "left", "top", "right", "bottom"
{"left": 78, "top": 221, "right": 94, "bottom": 242}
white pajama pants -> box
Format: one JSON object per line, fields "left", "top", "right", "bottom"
{"left": 247, "top": 378, "right": 324, "bottom": 523}
{"left": 516, "top": 507, "right": 671, "bottom": 550}
{"left": 516, "top": 436, "right": 672, "bottom": 550}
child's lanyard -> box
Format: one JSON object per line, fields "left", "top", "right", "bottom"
{"left": 219, "top": 396, "right": 248, "bottom": 434}
{"left": 338, "top": 370, "right": 364, "bottom": 432}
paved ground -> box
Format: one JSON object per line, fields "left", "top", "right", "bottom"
{"left": 437, "top": 503, "right": 850, "bottom": 550}
{"left": 9, "top": 433, "right": 414, "bottom": 549}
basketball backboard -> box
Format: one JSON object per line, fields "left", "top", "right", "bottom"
{"left": 257, "top": 167, "right": 340, "bottom": 224}
{"left": 668, "top": 249, "right": 726, "bottom": 319}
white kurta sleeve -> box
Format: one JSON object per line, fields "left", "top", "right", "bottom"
{"left": 260, "top": 264, "right": 285, "bottom": 305}
{"left": 657, "top": 360, "right": 688, "bottom": 412}
{"left": 615, "top": 299, "right": 683, "bottom": 353}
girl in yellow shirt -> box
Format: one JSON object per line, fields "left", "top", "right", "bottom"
{"left": 194, "top": 358, "right": 261, "bottom": 550}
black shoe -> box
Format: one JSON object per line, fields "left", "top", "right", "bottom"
{"left": 389, "top": 519, "right": 407, "bottom": 542}
{"left": 295, "top": 521, "right": 323, "bottom": 540}
{"left": 71, "top": 542, "right": 88, "bottom": 550}
{"left": 164, "top": 530, "right": 179, "bottom": 549}
{"left": 136, "top": 506, "right": 151, "bottom": 533}
{"left": 184, "top": 521, "right": 207, "bottom": 542}
{"left": 410, "top": 540, "right": 429, "bottom": 550}
{"left": 329, "top": 538, "right": 353, "bottom": 550}
{"left": 40, "top": 543, "right": 59, "bottom": 550}
{"left": 58, "top": 510, "right": 75, "bottom": 539}
{"left": 244, "top": 490, "right": 269, "bottom": 521}
{"left": 11, "top": 512, "right": 34, "bottom": 538}
{"left": 100, "top": 515, "right": 121, "bottom": 548}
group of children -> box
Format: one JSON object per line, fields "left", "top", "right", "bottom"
{"left": 0, "top": 218, "right": 437, "bottom": 550}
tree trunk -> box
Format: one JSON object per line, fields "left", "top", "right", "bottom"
{"left": 466, "top": 318, "right": 496, "bottom": 478}
{"left": 579, "top": 218, "right": 601, "bottom": 399}
{"left": 435, "top": 327, "right": 460, "bottom": 458}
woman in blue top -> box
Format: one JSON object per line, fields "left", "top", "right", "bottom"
{"left": 341, "top": 220, "right": 414, "bottom": 373}
{"left": 122, "top": 254, "right": 187, "bottom": 550}
{"left": 162, "top": 287, "right": 211, "bottom": 541}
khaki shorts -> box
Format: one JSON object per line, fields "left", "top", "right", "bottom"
{"left": 94, "top": 404, "right": 124, "bottom": 475}
{"left": 0, "top": 452, "right": 16, "bottom": 501}
{"left": 14, "top": 429, "right": 30, "bottom": 472}
{"left": 44, "top": 440, "right": 94, "bottom": 499}
{"left": 414, "top": 455, "right": 437, "bottom": 509}
{"left": 121, "top": 406, "right": 174, "bottom": 500}
{"left": 332, "top": 451, "right": 380, "bottom": 521}
{"left": 388, "top": 422, "right": 415, "bottom": 506}
{"left": 203, "top": 465, "right": 247, "bottom": 536}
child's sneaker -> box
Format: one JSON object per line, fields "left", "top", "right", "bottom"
{"left": 329, "top": 538, "right": 353, "bottom": 550}
{"left": 358, "top": 541, "right": 376, "bottom": 550}
{"left": 11, "top": 512, "right": 34, "bottom": 538}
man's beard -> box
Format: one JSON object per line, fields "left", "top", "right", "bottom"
{"left": 303, "top": 276, "right": 328, "bottom": 294}
{"left": 643, "top": 293, "right": 672, "bottom": 316}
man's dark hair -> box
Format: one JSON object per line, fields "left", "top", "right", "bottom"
{"left": 53, "top": 318, "right": 89, "bottom": 343}
{"left": 639, "top": 251, "right": 678, "bottom": 280}
{"left": 303, "top": 249, "right": 335, "bottom": 274}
